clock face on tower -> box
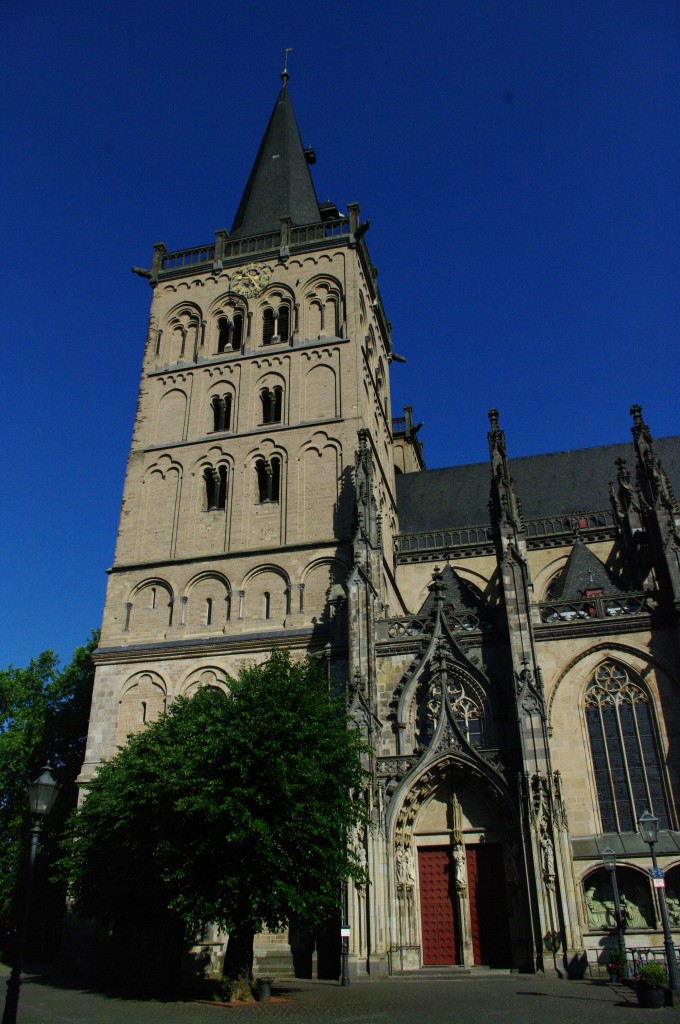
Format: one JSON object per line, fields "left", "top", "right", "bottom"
{"left": 230, "top": 264, "right": 270, "bottom": 297}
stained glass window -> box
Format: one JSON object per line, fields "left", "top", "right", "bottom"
{"left": 585, "top": 662, "right": 670, "bottom": 833}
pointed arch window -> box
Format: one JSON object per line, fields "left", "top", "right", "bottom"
{"left": 416, "top": 672, "right": 485, "bottom": 750}
{"left": 585, "top": 662, "right": 670, "bottom": 833}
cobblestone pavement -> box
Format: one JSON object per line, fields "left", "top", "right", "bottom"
{"left": 5, "top": 967, "right": 680, "bottom": 1024}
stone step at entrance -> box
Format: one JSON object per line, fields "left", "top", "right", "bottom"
{"left": 393, "top": 965, "right": 515, "bottom": 980}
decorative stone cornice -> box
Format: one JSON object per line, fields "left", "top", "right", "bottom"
{"left": 93, "top": 629, "right": 346, "bottom": 665}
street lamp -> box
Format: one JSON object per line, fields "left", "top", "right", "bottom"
{"left": 602, "top": 847, "right": 628, "bottom": 978}
{"left": 2, "top": 767, "right": 59, "bottom": 1024}
{"left": 340, "top": 924, "right": 351, "bottom": 986}
{"left": 638, "top": 809, "right": 680, "bottom": 991}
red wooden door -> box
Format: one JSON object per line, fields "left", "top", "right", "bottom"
{"left": 466, "top": 844, "right": 512, "bottom": 967}
{"left": 418, "top": 846, "right": 457, "bottom": 965}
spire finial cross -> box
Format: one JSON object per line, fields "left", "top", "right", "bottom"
{"left": 281, "top": 47, "right": 293, "bottom": 85}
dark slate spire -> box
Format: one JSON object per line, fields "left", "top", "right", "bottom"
{"left": 550, "top": 537, "right": 624, "bottom": 601}
{"left": 418, "top": 564, "right": 481, "bottom": 615}
{"left": 230, "top": 75, "right": 321, "bottom": 239}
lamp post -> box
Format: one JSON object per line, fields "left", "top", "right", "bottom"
{"left": 340, "top": 924, "right": 351, "bottom": 986}
{"left": 602, "top": 847, "right": 628, "bottom": 979}
{"left": 638, "top": 809, "right": 680, "bottom": 991}
{"left": 2, "top": 767, "right": 59, "bottom": 1024}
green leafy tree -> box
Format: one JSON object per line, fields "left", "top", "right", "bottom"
{"left": 61, "top": 650, "right": 367, "bottom": 990}
{"left": 0, "top": 632, "right": 97, "bottom": 956}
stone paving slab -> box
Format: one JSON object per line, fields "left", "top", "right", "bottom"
{"left": 4, "top": 967, "right": 680, "bottom": 1024}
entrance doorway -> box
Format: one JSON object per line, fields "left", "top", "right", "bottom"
{"left": 418, "top": 843, "right": 512, "bottom": 967}
{"left": 418, "top": 846, "right": 457, "bottom": 964}
{"left": 466, "top": 844, "right": 512, "bottom": 967}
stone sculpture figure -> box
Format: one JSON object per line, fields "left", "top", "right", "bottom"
{"left": 395, "top": 843, "right": 415, "bottom": 886}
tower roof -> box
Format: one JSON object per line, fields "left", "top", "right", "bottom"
{"left": 230, "top": 83, "right": 321, "bottom": 239}
{"left": 549, "top": 537, "right": 624, "bottom": 601}
{"left": 418, "top": 564, "right": 481, "bottom": 615}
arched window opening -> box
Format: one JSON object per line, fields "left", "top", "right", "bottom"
{"left": 262, "top": 305, "right": 290, "bottom": 345}
{"left": 232, "top": 313, "right": 243, "bottom": 350}
{"left": 544, "top": 570, "right": 563, "bottom": 601}
{"left": 205, "top": 598, "right": 213, "bottom": 626}
{"left": 211, "top": 396, "right": 222, "bottom": 432}
{"left": 367, "top": 326, "right": 375, "bottom": 360}
{"left": 263, "top": 591, "right": 271, "bottom": 619}
{"left": 204, "top": 467, "right": 217, "bottom": 510}
{"left": 325, "top": 297, "right": 338, "bottom": 337}
{"left": 585, "top": 661, "right": 670, "bottom": 833}
{"left": 256, "top": 459, "right": 269, "bottom": 502}
{"left": 262, "top": 308, "right": 275, "bottom": 345}
{"left": 277, "top": 305, "right": 290, "bottom": 342}
{"left": 309, "top": 300, "right": 322, "bottom": 338}
{"left": 217, "top": 317, "right": 230, "bottom": 353}
{"left": 217, "top": 314, "right": 243, "bottom": 353}
{"left": 204, "top": 466, "right": 228, "bottom": 512}
{"left": 255, "top": 457, "right": 281, "bottom": 503}
{"left": 141, "top": 701, "right": 147, "bottom": 724}
{"left": 260, "top": 386, "right": 283, "bottom": 424}
{"left": 270, "top": 456, "right": 281, "bottom": 501}
{"left": 211, "top": 394, "right": 232, "bottom": 432}
{"left": 217, "top": 465, "right": 228, "bottom": 510}
{"left": 177, "top": 327, "right": 187, "bottom": 358}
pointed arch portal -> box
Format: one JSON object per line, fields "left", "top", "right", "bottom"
{"left": 390, "top": 757, "right": 518, "bottom": 969}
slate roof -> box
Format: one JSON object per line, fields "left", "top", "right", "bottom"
{"left": 418, "top": 564, "right": 481, "bottom": 615}
{"left": 230, "top": 84, "right": 321, "bottom": 239}
{"left": 396, "top": 436, "right": 680, "bottom": 534}
{"left": 549, "top": 538, "right": 624, "bottom": 600}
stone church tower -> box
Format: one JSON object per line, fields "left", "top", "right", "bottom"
{"left": 83, "top": 73, "right": 680, "bottom": 980}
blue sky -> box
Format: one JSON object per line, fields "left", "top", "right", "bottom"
{"left": 1, "top": 1, "right": 678, "bottom": 669}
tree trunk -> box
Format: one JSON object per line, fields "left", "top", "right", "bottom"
{"left": 223, "top": 926, "right": 255, "bottom": 1000}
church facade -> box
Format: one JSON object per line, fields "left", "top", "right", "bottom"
{"left": 81, "top": 76, "right": 680, "bottom": 979}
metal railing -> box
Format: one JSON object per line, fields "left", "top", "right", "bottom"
{"left": 629, "top": 946, "right": 680, "bottom": 977}
{"left": 538, "top": 593, "right": 649, "bottom": 624}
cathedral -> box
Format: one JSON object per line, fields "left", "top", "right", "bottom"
{"left": 80, "top": 73, "right": 680, "bottom": 979}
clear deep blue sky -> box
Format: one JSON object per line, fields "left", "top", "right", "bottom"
{"left": 1, "top": 1, "right": 678, "bottom": 669}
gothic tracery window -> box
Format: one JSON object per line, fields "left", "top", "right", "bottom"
{"left": 416, "top": 670, "right": 485, "bottom": 750}
{"left": 585, "top": 661, "right": 670, "bottom": 833}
